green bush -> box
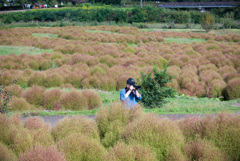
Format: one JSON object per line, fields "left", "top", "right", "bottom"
{"left": 0, "top": 142, "right": 17, "bottom": 161}
{"left": 140, "top": 66, "right": 177, "bottom": 108}
{"left": 201, "top": 12, "right": 215, "bottom": 32}
{"left": 57, "top": 134, "right": 106, "bottom": 161}
{"left": 121, "top": 114, "right": 185, "bottom": 161}
{"left": 82, "top": 90, "right": 102, "bottom": 109}
{"left": 104, "top": 142, "right": 158, "bottom": 161}
{"left": 9, "top": 96, "right": 35, "bottom": 111}
{"left": 51, "top": 116, "right": 100, "bottom": 142}
{"left": 96, "top": 102, "right": 143, "bottom": 148}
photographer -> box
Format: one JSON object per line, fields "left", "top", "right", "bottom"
{"left": 120, "top": 78, "right": 142, "bottom": 108}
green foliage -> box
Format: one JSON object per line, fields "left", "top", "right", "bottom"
{"left": 57, "top": 134, "right": 106, "bottom": 161}
{"left": 121, "top": 114, "right": 185, "bottom": 161}
{"left": 96, "top": 102, "right": 143, "bottom": 148}
{"left": 140, "top": 66, "right": 177, "bottom": 108}
{"left": 51, "top": 116, "right": 100, "bottom": 142}
{"left": 201, "top": 12, "right": 215, "bottom": 32}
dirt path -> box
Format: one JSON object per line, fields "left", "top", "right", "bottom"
{"left": 21, "top": 112, "right": 240, "bottom": 127}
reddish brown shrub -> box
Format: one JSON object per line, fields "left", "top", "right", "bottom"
{"left": 0, "top": 142, "right": 17, "bottom": 161}
{"left": 19, "top": 146, "right": 66, "bottom": 161}
{"left": 178, "top": 113, "right": 240, "bottom": 160}
{"left": 51, "top": 116, "right": 99, "bottom": 142}
{"left": 184, "top": 139, "right": 227, "bottom": 161}
{"left": 28, "top": 72, "right": 46, "bottom": 86}
{"left": 223, "top": 77, "right": 240, "bottom": 100}
{"left": 100, "top": 75, "right": 117, "bottom": 91}
{"left": 96, "top": 102, "right": 144, "bottom": 148}
{"left": 44, "top": 73, "right": 64, "bottom": 88}
{"left": 9, "top": 96, "right": 35, "bottom": 111}
{"left": 5, "top": 84, "right": 23, "bottom": 97}
{"left": 81, "top": 90, "right": 102, "bottom": 109}
{"left": 22, "top": 85, "right": 45, "bottom": 107}
{"left": 42, "top": 89, "right": 62, "bottom": 110}
{"left": 0, "top": 71, "right": 14, "bottom": 86}
{"left": 223, "top": 72, "right": 240, "bottom": 83}
{"left": 104, "top": 142, "right": 158, "bottom": 161}
{"left": 117, "top": 75, "right": 132, "bottom": 90}
{"left": 64, "top": 72, "right": 83, "bottom": 88}
{"left": 39, "top": 60, "right": 51, "bottom": 70}
{"left": 218, "top": 65, "right": 236, "bottom": 76}
{"left": 121, "top": 114, "right": 185, "bottom": 160}
{"left": 57, "top": 134, "right": 106, "bottom": 161}
{"left": 59, "top": 83, "right": 74, "bottom": 89}
{"left": 24, "top": 117, "right": 54, "bottom": 147}
{"left": 59, "top": 90, "right": 88, "bottom": 110}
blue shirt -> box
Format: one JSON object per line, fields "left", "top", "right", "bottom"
{"left": 120, "top": 88, "right": 142, "bottom": 108}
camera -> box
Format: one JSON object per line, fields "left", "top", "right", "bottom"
{"left": 133, "top": 85, "right": 141, "bottom": 90}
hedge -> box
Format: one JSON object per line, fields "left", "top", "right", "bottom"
{"left": 0, "top": 6, "right": 203, "bottom": 24}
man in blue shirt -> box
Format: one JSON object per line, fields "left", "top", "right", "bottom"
{"left": 120, "top": 78, "right": 142, "bottom": 108}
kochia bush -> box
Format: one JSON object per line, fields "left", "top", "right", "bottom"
{"left": 121, "top": 114, "right": 185, "bottom": 160}
{"left": 96, "top": 102, "right": 143, "bottom": 148}
{"left": 22, "top": 85, "right": 45, "bottom": 107}
{"left": 51, "top": 116, "right": 99, "bottom": 142}
{"left": 57, "top": 134, "right": 106, "bottom": 161}
{"left": 19, "top": 146, "right": 66, "bottom": 161}
{"left": 0, "top": 142, "right": 17, "bottom": 161}
{"left": 42, "top": 89, "right": 62, "bottom": 110}
{"left": 104, "top": 142, "right": 158, "bottom": 161}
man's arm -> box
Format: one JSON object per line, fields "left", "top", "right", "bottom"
{"left": 135, "top": 90, "right": 142, "bottom": 100}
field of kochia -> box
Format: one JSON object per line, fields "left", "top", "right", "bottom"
{"left": 0, "top": 26, "right": 239, "bottom": 111}
{"left": 0, "top": 104, "right": 240, "bottom": 161}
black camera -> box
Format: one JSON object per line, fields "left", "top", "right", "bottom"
{"left": 133, "top": 85, "right": 141, "bottom": 90}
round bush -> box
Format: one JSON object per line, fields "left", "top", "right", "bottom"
{"left": 44, "top": 73, "right": 64, "bottom": 88}
{"left": 9, "top": 96, "right": 35, "bottom": 111}
{"left": 178, "top": 113, "right": 240, "bottom": 161}
{"left": 5, "top": 84, "right": 23, "bottom": 97}
{"left": 96, "top": 102, "right": 144, "bottom": 148}
{"left": 10, "top": 127, "right": 33, "bottom": 156}
{"left": 51, "top": 116, "right": 99, "bottom": 142}
{"left": 184, "top": 139, "right": 227, "bottom": 161}
{"left": 0, "top": 142, "right": 17, "bottom": 161}
{"left": 57, "top": 134, "right": 106, "bottom": 161}
{"left": 28, "top": 72, "right": 46, "bottom": 86}
{"left": 208, "top": 79, "right": 226, "bottom": 98}
{"left": 19, "top": 146, "right": 66, "bottom": 161}
{"left": 42, "top": 89, "right": 62, "bottom": 110}
{"left": 223, "top": 77, "right": 240, "bottom": 100}
{"left": 60, "top": 90, "right": 87, "bottom": 110}
{"left": 24, "top": 117, "right": 54, "bottom": 147}
{"left": 22, "top": 85, "right": 45, "bottom": 107}
{"left": 82, "top": 90, "right": 102, "bottom": 109}
{"left": 121, "top": 114, "right": 185, "bottom": 160}
{"left": 104, "top": 142, "right": 157, "bottom": 161}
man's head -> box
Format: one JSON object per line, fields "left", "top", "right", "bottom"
{"left": 127, "top": 78, "right": 136, "bottom": 87}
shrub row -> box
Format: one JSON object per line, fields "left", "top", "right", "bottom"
{"left": 8, "top": 86, "right": 102, "bottom": 111}
{"left": 0, "top": 104, "right": 239, "bottom": 160}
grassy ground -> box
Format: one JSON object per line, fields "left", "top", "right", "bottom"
{"left": 32, "top": 33, "right": 58, "bottom": 38}
{"left": 164, "top": 37, "right": 205, "bottom": 43}
{"left": 0, "top": 45, "right": 53, "bottom": 55}
{"left": 140, "top": 28, "right": 240, "bottom": 35}
{"left": 7, "top": 89, "right": 240, "bottom": 117}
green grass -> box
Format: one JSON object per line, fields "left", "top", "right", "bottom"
{"left": 85, "top": 30, "right": 114, "bottom": 34}
{"left": 32, "top": 33, "right": 58, "bottom": 38}
{"left": 164, "top": 37, "right": 206, "bottom": 43}
{"left": 140, "top": 28, "right": 240, "bottom": 35}
{"left": 0, "top": 45, "right": 53, "bottom": 55}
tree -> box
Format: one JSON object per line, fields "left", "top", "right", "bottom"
{"left": 139, "top": 66, "right": 177, "bottom": 108}
{"left": 201, "top": 12, "right": 215, "bottom": 32}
